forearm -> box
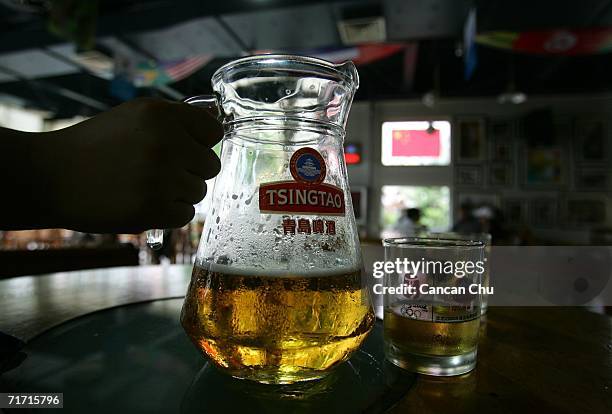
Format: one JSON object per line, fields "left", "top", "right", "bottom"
{"left": 0, "top": 127, "right": 63, "bottom": 230}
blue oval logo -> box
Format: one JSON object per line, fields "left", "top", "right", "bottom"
{"left": 290, "top": 148, "right": 326, "bottom": 184}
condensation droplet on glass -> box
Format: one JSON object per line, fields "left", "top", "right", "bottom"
{"left": 215, "top": 216, "right": 220, "bottom": 224}
{"left": 231, "top": 194, "right": 238, "bottom": 200}
{"left": 285, "top": 89, "right": 292, "bottom": 95}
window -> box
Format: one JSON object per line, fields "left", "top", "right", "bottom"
{"left": 381, "top": 121, "right": 451, "bottom": 166}
{"left": 380, "top": 185, "right": 451, "bottom": 238}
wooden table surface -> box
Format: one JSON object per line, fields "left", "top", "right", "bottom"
{"left": 1, "top": 265, "right": 610, "bottom": 413}
{"left": 0, "top": 264, "right": 191, "bottom": 341}
{"left": 391, "top": 307, "right": 611, "bottom": 413}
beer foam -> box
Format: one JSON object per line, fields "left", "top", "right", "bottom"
{"left": 205, "top": 262, "right": 361, "bottom": 278}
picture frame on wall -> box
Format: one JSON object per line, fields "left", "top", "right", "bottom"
{"left": 574, "top": 118, "right": 608, "bottom": 164}
{"left": 524, "top": 146, "right": 565, "bottom": 188}
{"left": 489, "top": 163, "right": 514, "bottom": 187}
{"left": 490, "top": 120, "right": 514, "bottom": 141}
{"left": 456, "top": 117, "right": 486, "bottom": 162}
{"left": 350, "top": 187, "right": 368, "bottom": 226}
{"left": 503, "top": 198, "right": 527, "bottom": 225}
{"left": 563, "top": 195, "right": 607, "bottom": 226}
{"left": 457, "top": 192, "right": 500, "bottom": 209}
{"left": 455, "top": 165, "right": 483, "bottom": 187}
{"left": 489, "top": 120, "right": 515, "bottom": 162}
{"left": 529, "top": 198, "right": 558, "bottom": 228}
{"left": 491, "top": 140, "right": 514, "bottom": 162}
{"left": 574, "top": 169, "right": 610, "bottom": 191}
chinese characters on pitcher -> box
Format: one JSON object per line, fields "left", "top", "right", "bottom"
{"left": 258, "top": 148, "right": 345, "bottom": 233}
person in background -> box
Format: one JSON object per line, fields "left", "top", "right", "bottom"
{"left": 395, "top": 208, "right": 427, "bottom": 237}
{"left": 0, "top": 98, "right": 223, "bottom": 234}
{"left": 475, "top": 205, "right": 510, "bottom": 244}
{"left": 452, "top": 201, "right": 482, "bottom": 235}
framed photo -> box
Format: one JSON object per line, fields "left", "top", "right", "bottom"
{"left": 489, "top": 120, "right": 515, "bottom": 161}
{"left": 455, "top": 165, "right": 483, "bottom": 187}
{"left": 491, "top": 140, "right": 514, "bottom": 162}
{"left": 490, "top": 120, "right": 514, "bottom": 140}
{"left": 457, "top": 192, "right": 500, "bottom": 209}
{"left": 574, "top": 119, "right": 608, "bottom": 164}
{"left": 524, "top": 147, "right": 565, "bottom": 188}
{"left": 530, "top": 198, "right": 558, "bottom": 228}
{"left": 350, "top": 187, "right": 368, "bottom": 226}
{"left": 574, "top": 169, "right": 610, "bottom": 191}
{"left": 456, "top": 117, "right": 486, "bottom": 162}
{"left": 489, "top": 163, "right": 514, "bottom": 187}
{"left": 563, "top": 196, "right": 607, "bottom": 226}
{"left": 503, "top": 198, "right": 527, "bottom": 224}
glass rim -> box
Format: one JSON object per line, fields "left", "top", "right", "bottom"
{"left": 212, "top": 54, "right": 359, "bottom": 88}
{"left": 382, "top": 237, "right": 485, "bottom": 249}
{"left": 426, "top": 231, "right": 492, "bottom": 243}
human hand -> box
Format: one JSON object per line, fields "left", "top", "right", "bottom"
{"left": 38, "top": 98, "right": 223, "bottom": 233}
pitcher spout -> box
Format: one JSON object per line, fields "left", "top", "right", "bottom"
{"left": 336, "top": 60, "right": 360, "bottom": 91}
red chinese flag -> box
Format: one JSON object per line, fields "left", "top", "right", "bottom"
{"left": 391, "top": 130, "right": 440, "bottom": 157}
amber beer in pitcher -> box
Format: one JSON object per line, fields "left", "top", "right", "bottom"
{"left": 169, "top": 55, "right": 374, "bottom": 384}
{"left": 182, "top": 266, "right": 374, "bottom": 384}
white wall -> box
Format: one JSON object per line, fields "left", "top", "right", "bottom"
{"left": 345, "top": 94, "right": 612, "bottom": 243}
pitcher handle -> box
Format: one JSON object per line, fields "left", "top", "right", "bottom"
{"left": 146, "top": 94, "right": 220, "bottom": 250}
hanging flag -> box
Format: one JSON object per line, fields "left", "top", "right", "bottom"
{"left": 392, "top": 129, "right": 441, "bottom": 157}
{"left": 254, "top": 44, "right": 405, "bottom": 66}
{"left": 352, "top": 44, "right": 405, "bottom": 65}
{"left": 464, "top": 8, "right": 478, "bottom": 80}
{"left": 402, "top": 42, "right": 419, "bottom": 90}
{"left": 477, "top": 28, "right": 612, "bottom": 55}
{"left": 133, "top": 55, "right": 212, "bottom": 87}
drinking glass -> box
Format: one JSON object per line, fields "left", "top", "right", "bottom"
{"left": 427, "top": 232, "right": 492, "bottom": 315}
{"left": 383, "top": 237, "right": 485, "bottom": 376}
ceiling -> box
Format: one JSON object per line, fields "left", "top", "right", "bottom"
{"left": 1, "top": 0, "right": 612, "bottom": 118}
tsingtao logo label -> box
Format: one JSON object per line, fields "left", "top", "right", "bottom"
{"left": 290, "top": 148, "right": 326, "bottom": 184}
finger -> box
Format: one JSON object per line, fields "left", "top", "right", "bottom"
{"left": 170, "top": 102, "right": 223, "bottom": 147}
{"left": 175, "top": 172, "right": 208, "bottom": 205}
{"left": 184, "top": 145, "right": 221, "bottom": 180}
{"left": 163, "top": 203, "right": 196, "bottom": 229}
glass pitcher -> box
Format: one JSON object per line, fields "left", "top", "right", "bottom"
{"left": 161, "top": 55, "right": 374, "bottom": 384}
